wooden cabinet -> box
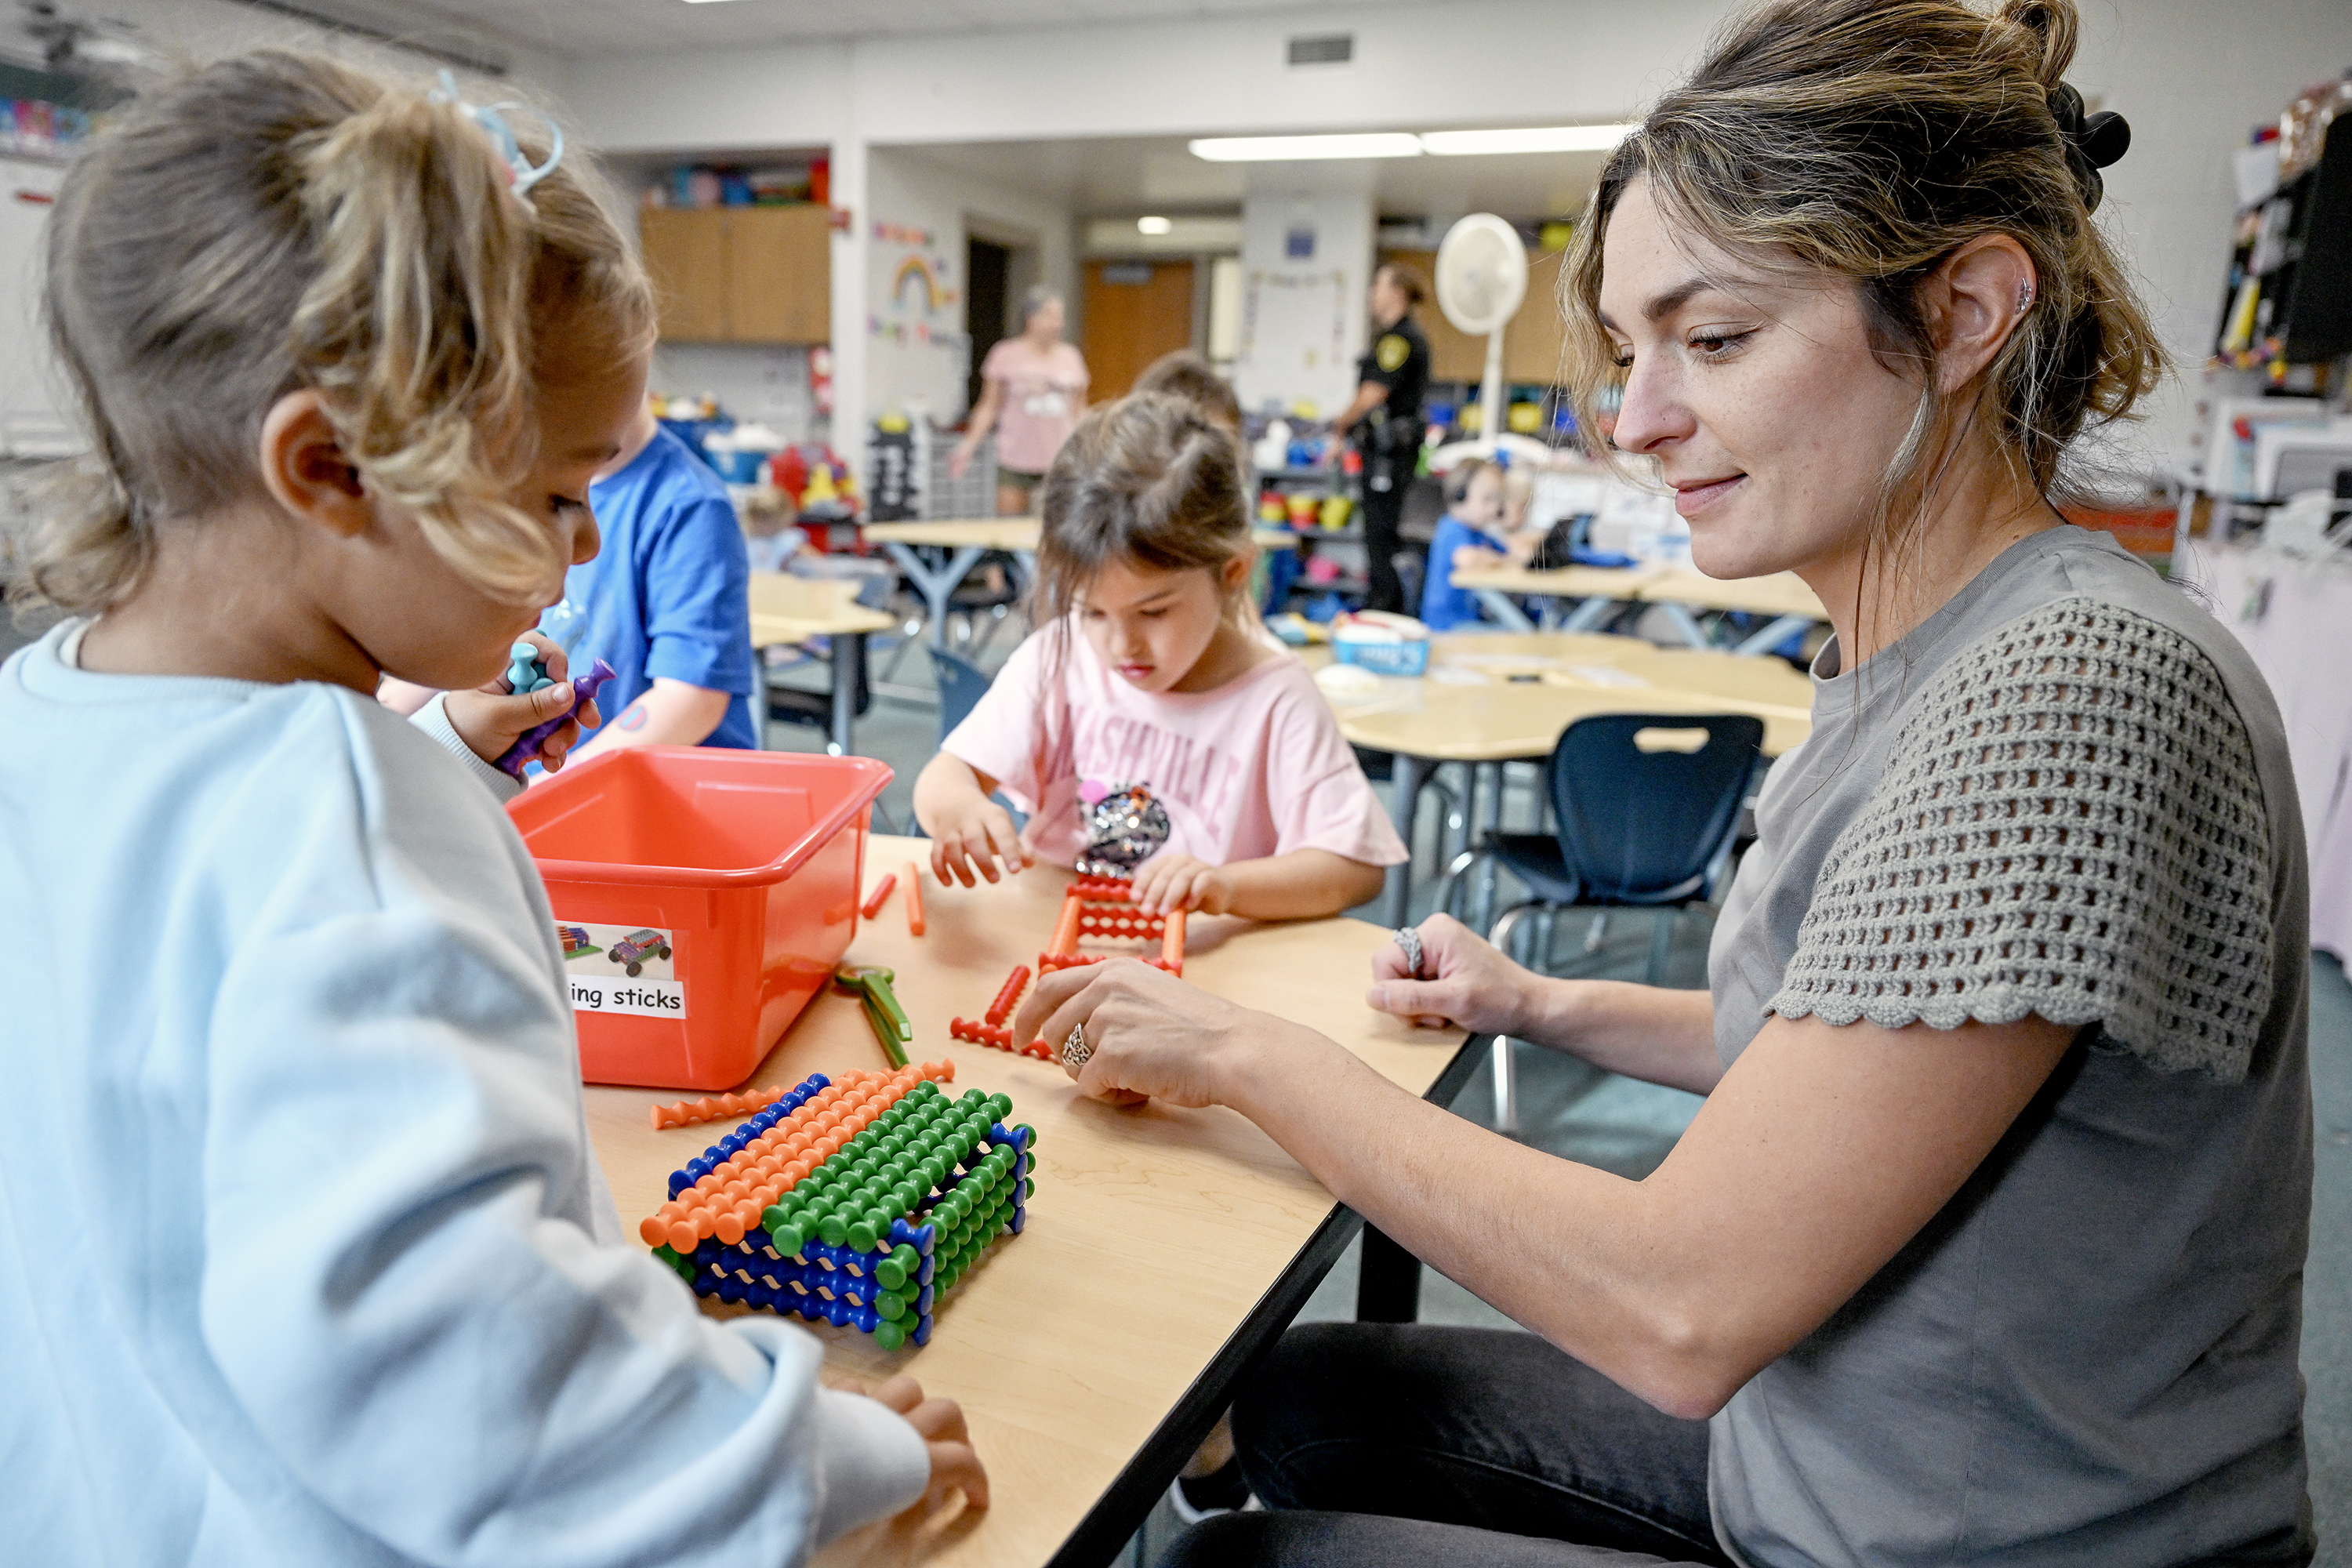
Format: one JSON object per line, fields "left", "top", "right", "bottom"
{"left": 640, "top": 205, "right": 830, "bottom": 345}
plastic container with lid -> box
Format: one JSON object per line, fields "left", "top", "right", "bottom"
{"left": 507, "top": 746, "right": 891, "bottom": 1090}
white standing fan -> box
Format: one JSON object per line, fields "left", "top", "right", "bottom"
{"left": 1434, "top": 214, "right": 1529, "bottom": 452}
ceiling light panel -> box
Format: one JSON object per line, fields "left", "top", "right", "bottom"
{"left": 1419, "top": 125, "right": 1637, "bottom": 156}
{"left": 1188, "top": 132, "right": 1422, "bottom": 162}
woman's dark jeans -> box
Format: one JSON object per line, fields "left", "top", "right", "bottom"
{"left": 1157, "top": 1323, "right": 1730, "bottom": 1567}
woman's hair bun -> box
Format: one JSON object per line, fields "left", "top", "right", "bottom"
{"left": 1998, "top": 0, "right": 2079, "bottom": 90}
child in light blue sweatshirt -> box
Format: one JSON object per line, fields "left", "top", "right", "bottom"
{"left": 0, "top": 52, "right": 981, "bottom": 1568}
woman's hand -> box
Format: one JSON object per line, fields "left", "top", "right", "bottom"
{"left": 1011, "top": 957, "right": 1330, "bottom": 1109}
{"left": 865, "top": 1374, "right": 989, "bottom": 1516}
{"left": 1130, "top": 851, "right": 1234, "bottom": 916}
{"left": 1365, "top": 913, "right": 1536, "bottom": 1036}
{"left": 948, "top": 441, "right": 974, "bottom": 480}
{"left": 441, "top": 633, "right": 601, "bottom": 774}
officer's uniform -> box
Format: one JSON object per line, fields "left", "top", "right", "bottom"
{"left": 1350, "top": 314, "right": 1431, "bottom": 613}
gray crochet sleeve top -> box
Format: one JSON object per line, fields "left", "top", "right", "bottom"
{"left": 1766, "top": 595, "right": 2275, "bottom": 1081}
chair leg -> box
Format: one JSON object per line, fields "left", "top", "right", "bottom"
{"left": 1483, "top": 902, "right": 1544, "bottom": 1137}
{"left": 1490, "top": 1036, "right": 1519, "bottom": 1135}
{"left": 1646, "top": 907, "right": 1675, "bottom": 985}
{"left": 1432, "top": 848, "right": 1485, "bottom": 923}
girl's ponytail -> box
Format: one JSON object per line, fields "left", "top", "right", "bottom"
{"left": 292, "top": 88, "right": 546, "bottom": 601}
{"left": 12, "top": 49, "right": 651, "bottom": 619}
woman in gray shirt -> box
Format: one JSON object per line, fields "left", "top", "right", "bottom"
{"left": 1013, "top": 0, "right": 2314, "bottom": 1563}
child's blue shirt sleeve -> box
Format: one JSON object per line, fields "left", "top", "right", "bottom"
{"left": 1420, "top": 514, "right": 1508, "bottom": 632}
{"left": 573, "top": 428, "right": 760, "bottom": 750}
{"left": 643, "top": 492, "right": 756, "bottom": 699}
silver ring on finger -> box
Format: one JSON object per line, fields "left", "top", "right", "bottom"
{"left": 1393, "top": 925, "right": 1427, "bottom": 981}
{"left": 1061, "top": 1022, "right": 1091, "bottom": 1071}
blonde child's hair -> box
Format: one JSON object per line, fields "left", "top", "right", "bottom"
{"left": 16, "top": 49, "right": 654, "bottom": 617}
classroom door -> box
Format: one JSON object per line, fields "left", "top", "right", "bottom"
{"left": 1080, "top": 259, "right": 1195, "bottom": 402}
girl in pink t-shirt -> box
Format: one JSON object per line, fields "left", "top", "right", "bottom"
{"left": 914, "top": 394, "right": 1406, "bottom": 920}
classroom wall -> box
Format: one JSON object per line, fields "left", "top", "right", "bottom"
{"left": 862, "top": 147, "right": 1080, "bottom": 426}
{"left": 554, "top": 0, "right": 2352, "bottom": 467}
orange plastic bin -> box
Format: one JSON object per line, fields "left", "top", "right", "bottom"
{"left": 507, "top": 746, "right": 891, "bottom": 1090}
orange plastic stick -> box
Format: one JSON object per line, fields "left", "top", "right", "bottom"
{"left": 859, "top": 873, "right": 896, "bottom": 921}
{"left": 1047, "top": 887, "right": 1083, "bottom": 956}
{"left": 1162, "top": 908, "right": 1186, "bottom": 971}
{"left": 901, "top": 861, "right": 925, "bottom": 935}
{"left": 650, "top": 1083, "right": 789, "bottom": 1131}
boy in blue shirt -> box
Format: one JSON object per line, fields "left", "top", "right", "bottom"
{"left": 567, "top": 402, "right": 760, "bottom": 755}
{"left": 1418, "top": 456, "right": 1519, "bottom": 632}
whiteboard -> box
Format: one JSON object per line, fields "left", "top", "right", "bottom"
{"left": 1232, "top": 264, "right": 1356, "bottom": 421}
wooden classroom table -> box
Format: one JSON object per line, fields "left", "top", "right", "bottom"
{"left": 583, "top": 837, "right": 1477, "bottom": 1568}
{"left": 749, "top": 572, "right": 898, "bottom": 755}
{"left": 863, "top": 520, "right": 1044, "bottom": 652}
{"left": 1305, "top": 632, "right": 1814, "bottom": 924}
{"left": 1452, "top": 561, "right": 1826, "bottom": 655}
{"left": 864, "top": 524, "right": 1297, "bottom": 652}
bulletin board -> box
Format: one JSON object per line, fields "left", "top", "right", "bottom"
{"left": 1233, "top": 266, "right": 1356, "bottom": 420}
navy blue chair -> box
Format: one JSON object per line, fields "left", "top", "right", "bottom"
{"left": 1443, "top": 712, "right": 1763, "bottom": 1130}
{"left": 930, "top": 646, "right": 993, "bottom": 743}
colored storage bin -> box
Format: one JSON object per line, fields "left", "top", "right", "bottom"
{"left": 507, "top": 747, "right": 891, "bottom": 1090}
{"left": 1332, "top": 630, "right": 1432, "bottom": 677}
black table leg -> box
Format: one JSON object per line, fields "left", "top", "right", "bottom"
{"left": 829, "top": 630, "right": 865, "bottom": 756}
{"left": 1356, "top": 1223, "right": 1422, "bottom": 1323}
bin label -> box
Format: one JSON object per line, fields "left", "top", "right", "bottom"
{"left": 557, "top": 921, "right": 686, "bottom": 1018}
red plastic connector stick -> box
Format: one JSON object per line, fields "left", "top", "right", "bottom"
{"left": 902, "top": 861, "right": 925, "bottom": 935}
{"left": 1162, "top": 907, "right": 1186, "bottom": 973}
{"left": 1037, "top": 951, "right": 1109, "bottom": 975}
{"left": 985, "top": 964, "right": 1030, "bottom": 1027}
{"left": 860, "top": 873, "right": 897, "bottom": 921}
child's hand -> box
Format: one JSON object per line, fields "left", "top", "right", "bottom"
{"left": 441, "top": 633, "right": 603, "bottom": 775}
{"left": 867, "top": 1373, "right": 989, "bottom": 1515}
{"left": 929, "top": 797, "right": 1032, "bottom": 887}
{"left": 1131, "top": 852, "right": 1234, "bottom": 916}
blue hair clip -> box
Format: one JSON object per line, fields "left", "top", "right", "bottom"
{"left": 430, "top": 68, "right": 564, "bottom": 198}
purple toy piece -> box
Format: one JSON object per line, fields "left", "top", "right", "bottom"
{"left": 495, "top": 658, "right": 615, "bottom": 777}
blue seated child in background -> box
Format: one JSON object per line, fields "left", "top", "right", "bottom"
{"left": 1419, "top": 456, "right": 1521, "bottom": 633}
{"left": 562, "top": 403, "right": 760, "bottom": 754}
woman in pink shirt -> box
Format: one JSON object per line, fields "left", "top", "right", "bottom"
{"left": 950, "top": 287, "right": 1090, "bottom": 517}
{"left": 916, "top": 394, "right": 1406, "bottom": 919}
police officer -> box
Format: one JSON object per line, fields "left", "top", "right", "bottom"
{"left": 1337, "top": 262, "right": 1432, "bottom": 613}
